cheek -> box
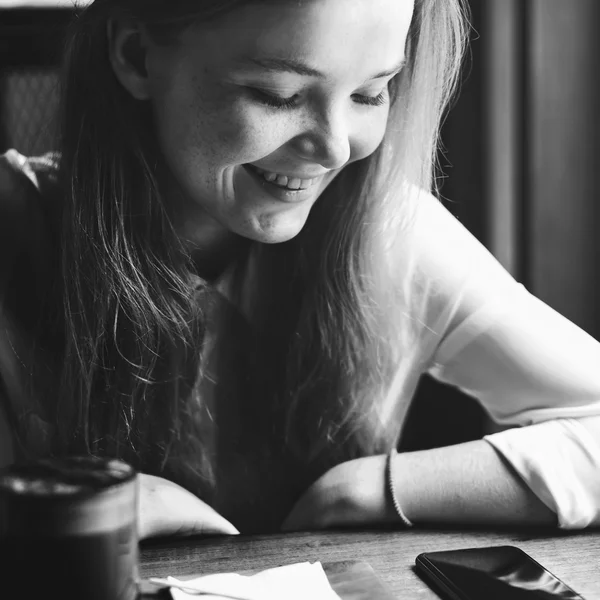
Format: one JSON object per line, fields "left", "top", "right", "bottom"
{"left": 212, "top": 108, "right": 277, "bottom": 161}
{"left": 154, "top": 80, "right": 281, "bottom": 167}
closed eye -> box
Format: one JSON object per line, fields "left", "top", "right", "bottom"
{"left": 249, "top": 88, "right": 389, "bottom": 110}
{"left": 352, "top": 91, "right": 387, "bottom": 107}
{"left": 250, "top": 89, "right": 300, "bottom": 109}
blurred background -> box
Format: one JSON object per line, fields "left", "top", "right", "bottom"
{"left": 1, "top": 0, "right": 600, "bottom": 449}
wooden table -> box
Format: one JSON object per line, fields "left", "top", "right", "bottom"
{"left": 140, "top": 526, "right": 600, "bottom": 599}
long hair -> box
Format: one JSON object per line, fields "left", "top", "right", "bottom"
{"left": 49, "top": 0, "right": 469, "bottom": 494}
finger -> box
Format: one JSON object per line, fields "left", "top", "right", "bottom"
{"left": 139, "top": 516, "right": 239, "bottom": 540}
{"left": 140, "top": 505, "right": 240, "bottom": 539}
{"left": 187, "top": 511, "right": 240, "bottom": 536}
{"left": 137, "top": 474, "right": 240, "bottom": 539}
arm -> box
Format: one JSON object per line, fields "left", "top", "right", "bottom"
{"left": 282, "top": 415, "right": 600, "bottom": 531}
{"left": 281, "top": 438, "right": 557, "bottom": 532}
{"left": 420, "top": 191, "right": 600, "bottom": 528}
{"left": 392, "top": 437, "right": 557, "bottom": 525}
{"left": 394, "top": 415, "right": 600, "bottom": 526}
{"left": 282, "top": 190, "right": 600, "bottom": 531}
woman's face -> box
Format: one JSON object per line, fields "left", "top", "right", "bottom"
{"left": 145, "top": 0, "right": 414, "bottom": 245}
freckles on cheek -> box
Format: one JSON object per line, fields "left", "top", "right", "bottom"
{"left": 173, "top": 83, "right": 239, "bottom": 159}
{"left": 218, "top": 121, "right": 263, "bottom": 157}
{"left": 187, "top": 101, "right": 266, "bottom": 163}
{"left": 219, "top": 107, "right": 279, "bottom": 160}
{"left": 208, "top": 91, "right": 283, "bottom": 160}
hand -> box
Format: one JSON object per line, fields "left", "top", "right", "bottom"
{"left": 281, "top": 455, "right": 397, "bottom": 532}
{"left": 138, "top": 474, "right": 239, "bottom": 540}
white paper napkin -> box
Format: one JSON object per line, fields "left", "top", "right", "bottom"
{"left": 165, "top": 561, "right": 342, "bottom": 600}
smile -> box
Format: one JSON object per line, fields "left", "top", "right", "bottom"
{"left": 244, "top": 164, "right": 320, "bottom": 191}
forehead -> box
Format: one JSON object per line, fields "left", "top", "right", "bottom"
{"left": 180, "top": 0, "right": 414, "bottom": 77}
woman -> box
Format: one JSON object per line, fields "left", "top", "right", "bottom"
{"left": 0, "top": 0, "right": 599, "bottom": 539}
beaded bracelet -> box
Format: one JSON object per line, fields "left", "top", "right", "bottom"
{"left": 387, "top": 447, "right": 413, "bottom": 528}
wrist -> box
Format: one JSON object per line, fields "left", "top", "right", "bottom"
{"left": 387, "top": 448, "right": 413, "bottom": 527}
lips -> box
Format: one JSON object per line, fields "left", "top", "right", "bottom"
{"left": 244, "top": 164, "right": 319, "bottom": 191}
{"left": 241, "top": 164, "right": 320, "bottom": 204}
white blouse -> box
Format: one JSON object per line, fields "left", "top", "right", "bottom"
{"left": 409, "top": 188, "right": 600, "bottom": 528}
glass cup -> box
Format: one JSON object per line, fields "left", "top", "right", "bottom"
{"left": 0, "top": 455, "right": 139, "bottom": 600}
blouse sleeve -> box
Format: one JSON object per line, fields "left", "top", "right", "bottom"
{"left": 406, "top": 189, "right": 600, "bottom": 528}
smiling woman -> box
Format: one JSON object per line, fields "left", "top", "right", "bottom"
{"left": 0, "top": 0, "right": 599, "bottom": 539}
{"left": 113, "top": 0, "right": 413, "bottom": 246}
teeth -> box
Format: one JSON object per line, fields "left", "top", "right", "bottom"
{"left": 251, "top": 166, "right": 317, "bottom": 190}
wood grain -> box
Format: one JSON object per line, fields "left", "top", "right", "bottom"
{"left": 140, "top": 527, "right": 600, "bottom": 600}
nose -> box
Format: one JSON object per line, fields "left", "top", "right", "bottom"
{"left": 292, "top": 105, "right": 352, "bottom": 171}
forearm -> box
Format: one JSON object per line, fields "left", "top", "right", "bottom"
{"left": 283, "top": 418, "right": 600, "bottom": 532}
{"left": 392, "top": 439, "right": 556, "bottom": 526}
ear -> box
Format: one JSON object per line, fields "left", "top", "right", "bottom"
{"left": 107, "top": 17, "right": 151, "bottom": 100}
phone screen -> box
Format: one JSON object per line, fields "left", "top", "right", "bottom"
{"left": 416, "top": 545, "right": 585, "bottom": 600}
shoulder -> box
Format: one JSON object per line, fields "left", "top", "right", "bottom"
{"left": 386, "top": 185, "right": 522, "bottom": 350}
{"left": 390, "top": 184, "right": 516, "bottom": 295}
{"left": 0, "top": 149, "right": 60, "bottom": 290}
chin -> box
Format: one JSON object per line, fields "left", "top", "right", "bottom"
{"left": 236, "top": 208, "right": 310, "bottom": 244}
{"left": 259, "top": 233, "right": 299, "bottom": 244}
{"left": 245, "top": 225, "right": 304, "bottom": 245}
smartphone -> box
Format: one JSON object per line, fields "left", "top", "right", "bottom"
{"left": 415, "top": 545, "right": 585, "bottom": 599}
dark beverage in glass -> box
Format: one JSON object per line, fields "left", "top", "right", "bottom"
{"left": 0, "top": 456, "right": 139, "bottom": 600}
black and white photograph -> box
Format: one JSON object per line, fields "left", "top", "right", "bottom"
{"left": 0, "top": 1, "right": 599, "bottom": 599}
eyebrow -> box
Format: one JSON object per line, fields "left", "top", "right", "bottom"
{"left": 239, "top": 56, "right": 406, "bottom": 81}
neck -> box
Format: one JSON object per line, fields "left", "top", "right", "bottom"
{"left": 168, "top": 180, "right": 248, "bottom": 281}
{"left": 189, "top": 233, "right": 249, "bottom": 281}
